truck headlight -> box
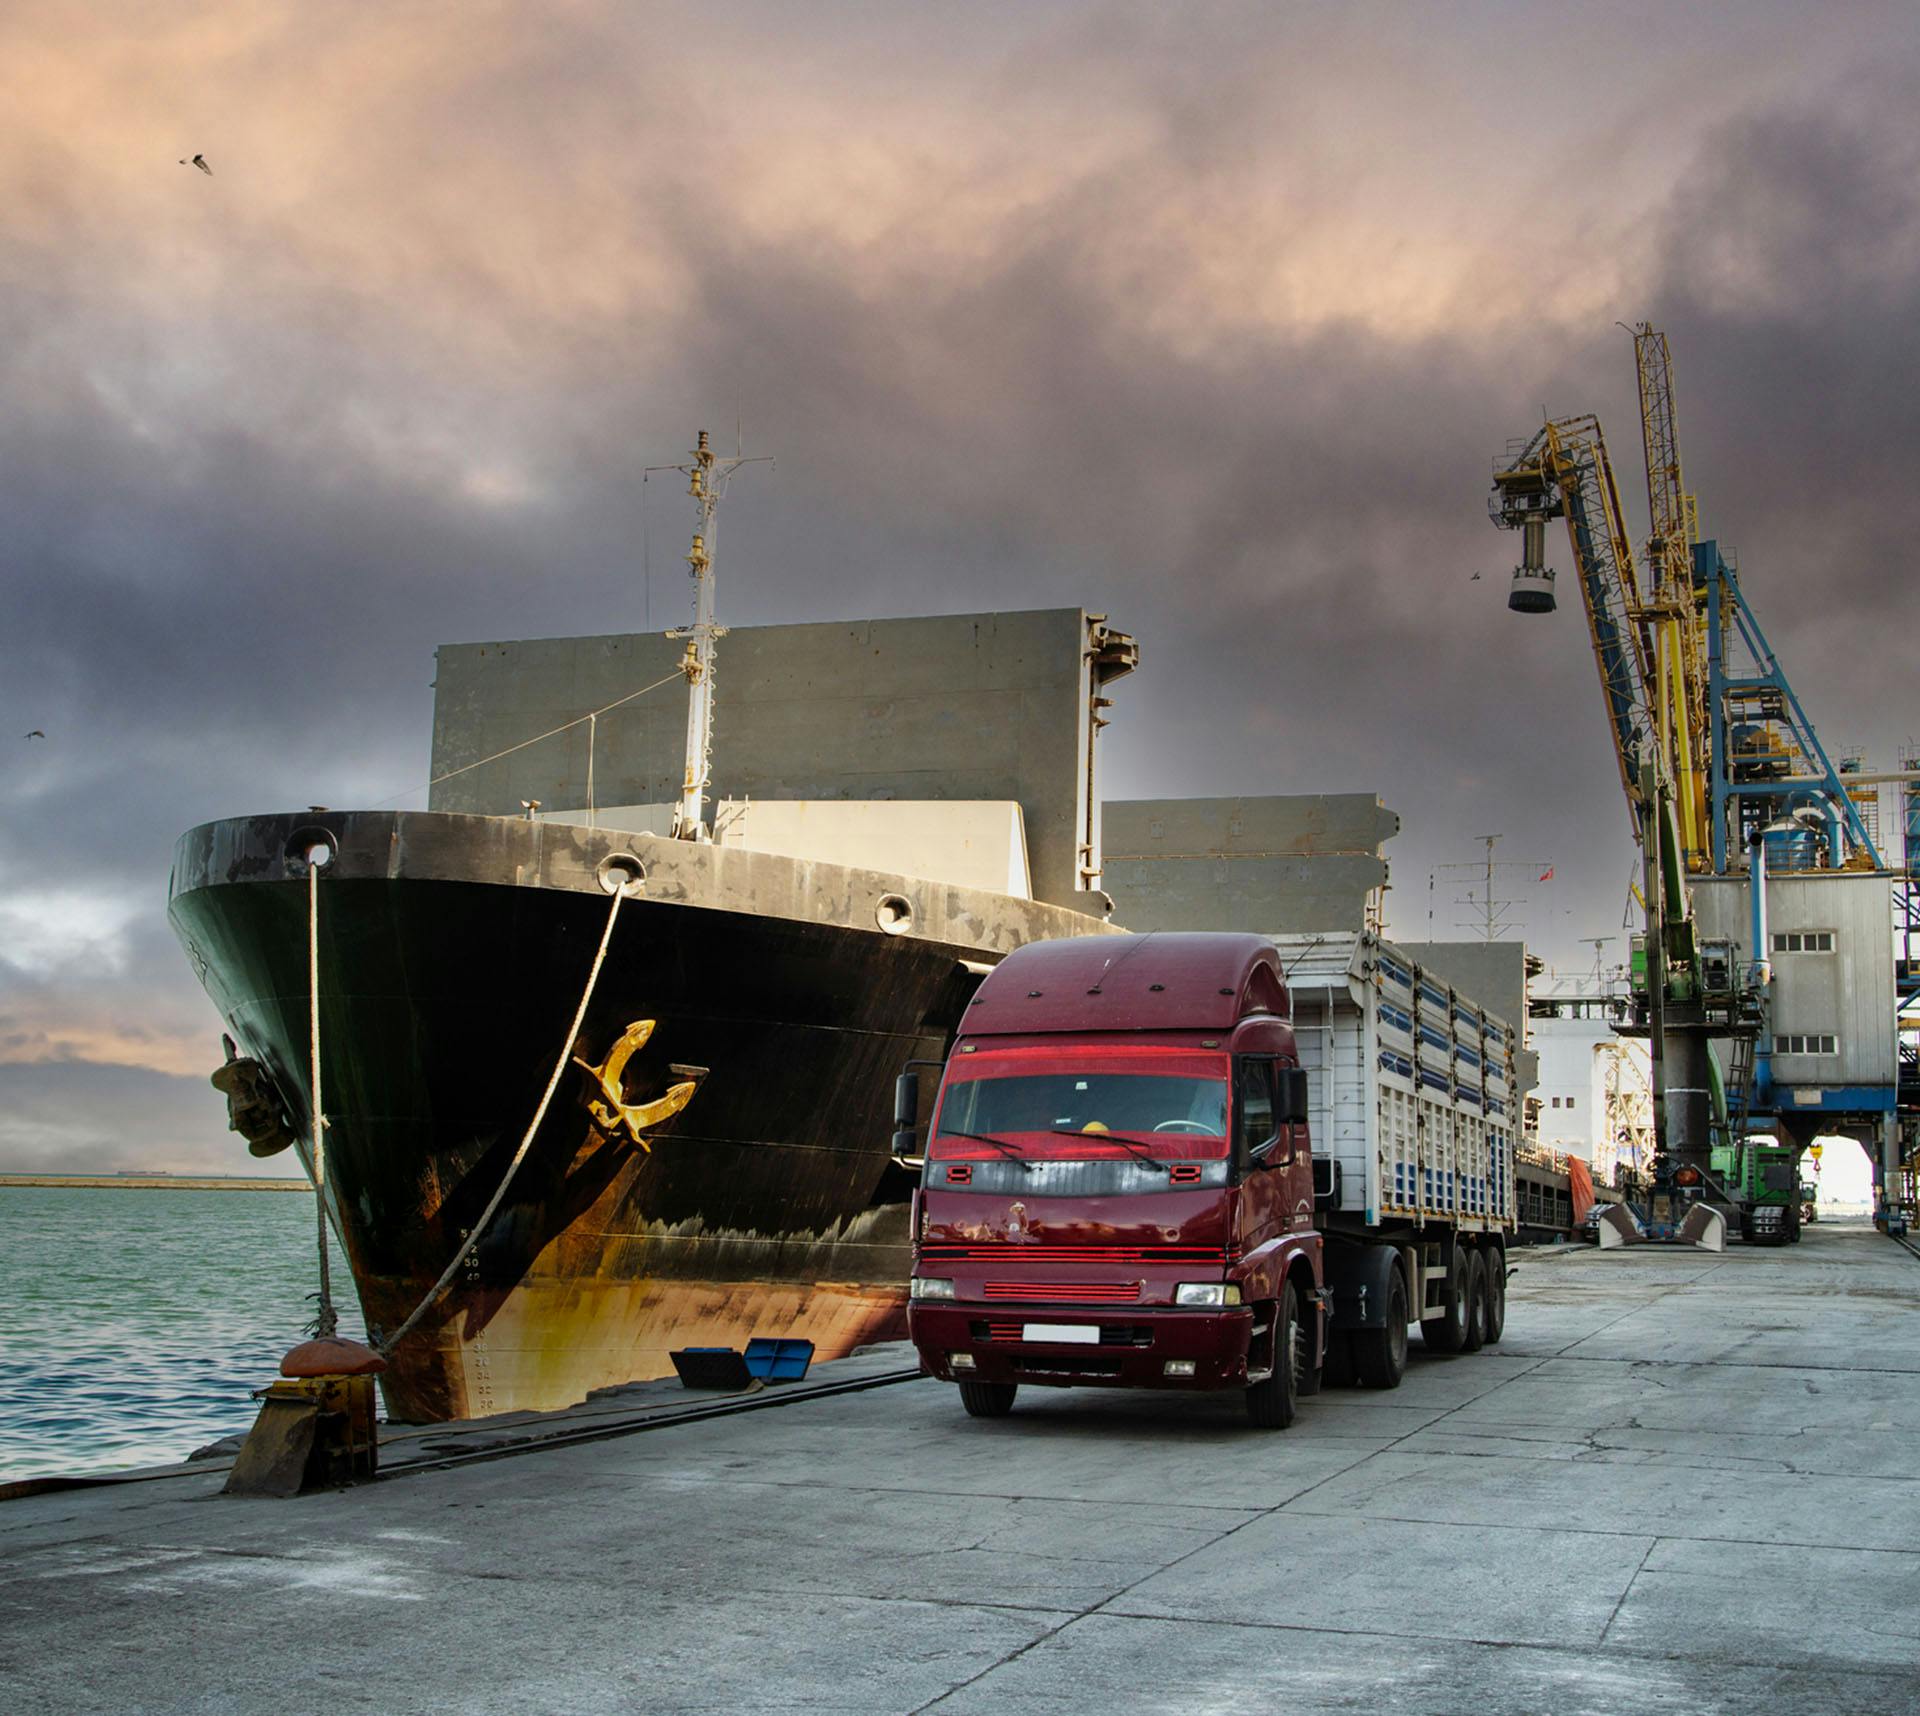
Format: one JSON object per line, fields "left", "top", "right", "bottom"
{"left": 910, "top": 1277, "right": 956, "bottom": 1300}
{"left": 1174, "top": 1283, "right": 1242, "bottom": 1307}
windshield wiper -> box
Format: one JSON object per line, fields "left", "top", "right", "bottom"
{"left": 936, "top": 1129, "right": 1034, "bottom": 1173}
{"left": 1051, "top": 1128, "right": 1169, "bottom": 1173}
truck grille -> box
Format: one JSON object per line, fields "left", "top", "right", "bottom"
{"left": 1014, "top": 1354, "right": 1124, "bottom": 1377}
{"left": 981, "top": 1281, "right": 1139, "bottom": 1303}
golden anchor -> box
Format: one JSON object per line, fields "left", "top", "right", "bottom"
{"left": 571, "top": 1020, "right": 700, "bottom": 1150}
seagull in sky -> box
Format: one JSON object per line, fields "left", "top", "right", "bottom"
{"left": 179, "top": 154, "right": 212, "bottom": 175}
{"left": 25, "top": 730, "right": 45, "bottom": 739}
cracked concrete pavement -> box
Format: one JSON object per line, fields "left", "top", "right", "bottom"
{"left": 2, "top": 1220, "right": 1916, "bottom": 1714}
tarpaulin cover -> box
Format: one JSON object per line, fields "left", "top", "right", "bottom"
{"left": 1568, "top": 1156, "right": 1595, "bottom": 1224}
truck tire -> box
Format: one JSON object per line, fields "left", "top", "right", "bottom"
{"left": 1245, "top": 1283, "right": 1303, "bottom": 1429}
{"left": 1460, "top": 1249, "right": 1488, "bottom": 1353}
{"left": 1420, "top": 1248, "right": 1469, "bottom": 1353}
{"left": 1350, "top": 1264, "right": 1408, "bottom": 1390}
{"left": 1482, "top": 1245, "right": 1507, "bottom": 1344}
{"left": 958, "top": 1379, "right": 1017, "bottom": 1418}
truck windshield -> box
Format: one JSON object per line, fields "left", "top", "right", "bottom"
{"left": 936, "top": 1072, "right": 1228, "bottom": 1140}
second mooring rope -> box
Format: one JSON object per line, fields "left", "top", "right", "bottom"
{"left": 308, "top": 858, "right": 338, "bottom": 1339}
{"left": 374, "top": 881, "right": 630, "bottom": 1358}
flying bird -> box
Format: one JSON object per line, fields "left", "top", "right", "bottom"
{"left": 25, "top": 730, "right": 45, "bottom": 739}
{"left": 1470, "top": 571, "right": 1482, "bottom": 581}
{"left": 179, "top": 154, "right": 212, "bottom": 175}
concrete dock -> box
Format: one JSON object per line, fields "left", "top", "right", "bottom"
{"left": 3, "top": 1221, "right": 1917, "bottom": 1714}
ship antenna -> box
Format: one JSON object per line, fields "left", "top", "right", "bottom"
{"left": 645, "top": 428, "right": 771, "bottom": 841}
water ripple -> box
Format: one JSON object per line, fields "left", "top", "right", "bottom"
{"left": 0, "top": 1186, "right": 368, "bottom": 1481}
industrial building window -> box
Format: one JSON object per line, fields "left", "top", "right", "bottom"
{"left": 1771, "top": 931, "right": 1835, "bottom": 953}
{"left": 1774, "top": 1034, "right": 1838, "bottom": 1056}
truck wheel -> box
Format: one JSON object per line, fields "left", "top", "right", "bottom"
{"left": 957, "top": 1379, "right": 1017, "bottom": 1418}
{"left": 1460, "top": 1249, "right": 1488, "bottom": 1353}
{"left": 1482, "top": 1246, "right": 1507, "bottom": 1344}
{"left": 1245, "top": 1284, "right": 1303, "bottom": 1429}
{"left": 1420, "top": 1248, "right": 1469, "bottom": 1353}
{"left": 1350, "top": 1265, "right": 1408, "bottom": 1390}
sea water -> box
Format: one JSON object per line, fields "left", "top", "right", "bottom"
{"left": 0, "top": 1185, "right": 367, "bottom": 1481}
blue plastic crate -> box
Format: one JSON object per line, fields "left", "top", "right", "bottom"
{"left": 743, "top": 1337, "right": 815, "bottom": 1382}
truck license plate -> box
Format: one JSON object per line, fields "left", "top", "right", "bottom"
{"left": 1023, "top": 1323, "right": 1098, "bottom": 1344}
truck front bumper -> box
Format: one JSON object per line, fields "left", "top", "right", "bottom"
{"left": 908, "top": 1303, "right": 1257, "bottom": 1390}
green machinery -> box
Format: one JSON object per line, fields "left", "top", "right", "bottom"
{"left": 1710, "top": 1138, "right": 1802, "bottom": 1245}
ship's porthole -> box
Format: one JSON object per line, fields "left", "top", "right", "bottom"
{"left": 875, "top": 893, "right": 914, "bottom": 935}
{"left": 285, "top": 827, "right": 336, "bottom": 870}
{"left": 597, "top": 853, "right": 647, "bottom": 897}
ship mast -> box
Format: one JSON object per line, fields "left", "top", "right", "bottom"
{"left": 653, "top": 429, "right": 767, "bottom": 841}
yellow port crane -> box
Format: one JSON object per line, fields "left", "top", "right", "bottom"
{"left": 1485, "top": 327, "right": 1728, "bottom": 1241}
{"left": 1487, "top": 323, "right": 1888, "bottom": 1241}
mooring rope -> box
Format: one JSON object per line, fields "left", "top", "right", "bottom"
{"left": 374, "top": 881, "right": 630, "bottom": 1358}
{"left": 308, "top": 858, "right": 338, "bottom": 1339}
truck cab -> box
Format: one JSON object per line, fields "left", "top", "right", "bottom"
{"left": 903, "top": 934, "right": 1326, "bottom": 1428}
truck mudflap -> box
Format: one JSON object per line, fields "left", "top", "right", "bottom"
{"left": 909, "top": 1304, "right": 1256, "bottom": 1390}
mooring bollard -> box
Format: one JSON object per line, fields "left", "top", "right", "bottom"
{"left": 223, "top": 1338, "right": 385, "bottom": 1498}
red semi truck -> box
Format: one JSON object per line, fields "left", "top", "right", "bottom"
{"left": 901, "top": 932, "right": 1519, "bottom": 1427}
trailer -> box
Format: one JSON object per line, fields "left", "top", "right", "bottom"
{"left": 902, "top": 931, "right": 1520, "bottom": 1428}
{"left": 1269, "top": 932, "right": 1519, "bottom": 1383}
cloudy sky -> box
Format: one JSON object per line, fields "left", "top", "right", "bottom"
{"left": 4, "top": 1, "right": 1916, "bottom": 1172}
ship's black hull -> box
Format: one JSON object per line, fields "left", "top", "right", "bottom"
{"left": 169, "top": 810, "right": 1115, "bottom": 1419}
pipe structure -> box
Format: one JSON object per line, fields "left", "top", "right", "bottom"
{"left": 1749, "top": 830, "right": 1773, "bottom": 1108}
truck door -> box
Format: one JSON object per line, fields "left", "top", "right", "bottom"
{"left": 1235, "top": 1056, "right": 1285, "bottom": 1253}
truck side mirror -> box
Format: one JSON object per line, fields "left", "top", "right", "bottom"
{"left": 892, "top": 1071, "right": 919, "bottom": 1159}
{"left": 1277, "top": 1067, "right": 1310, "bottom": 1126}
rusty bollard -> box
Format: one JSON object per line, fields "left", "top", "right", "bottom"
{"left": 223, "top": 1339, "right": 386, "bottom": 1498}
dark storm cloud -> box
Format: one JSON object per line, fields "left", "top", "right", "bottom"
{"left": 2, "top": 3, "right": 1916, "bottom": 1167}
{"left": 0, "top": 1062, "right": 227, "bottom": 1174}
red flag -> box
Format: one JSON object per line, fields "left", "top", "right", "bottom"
{"left": 1539, "top": 867, "right": 1554, "bottom": 881}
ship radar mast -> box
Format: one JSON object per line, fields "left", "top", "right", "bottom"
{"left": 648, "top": 429, "right": 769, "bottom": 841}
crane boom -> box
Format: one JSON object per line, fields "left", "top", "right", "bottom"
{"left": 1631, "top": 325, "right": 1712, "bottom": 871}
{"left": 1488, "top": 415, "right": 1656, "bottom": 830}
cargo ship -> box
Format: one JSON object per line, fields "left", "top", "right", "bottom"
{"left": 170, "top": 435, "right": 1131, "bottom": 1421}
